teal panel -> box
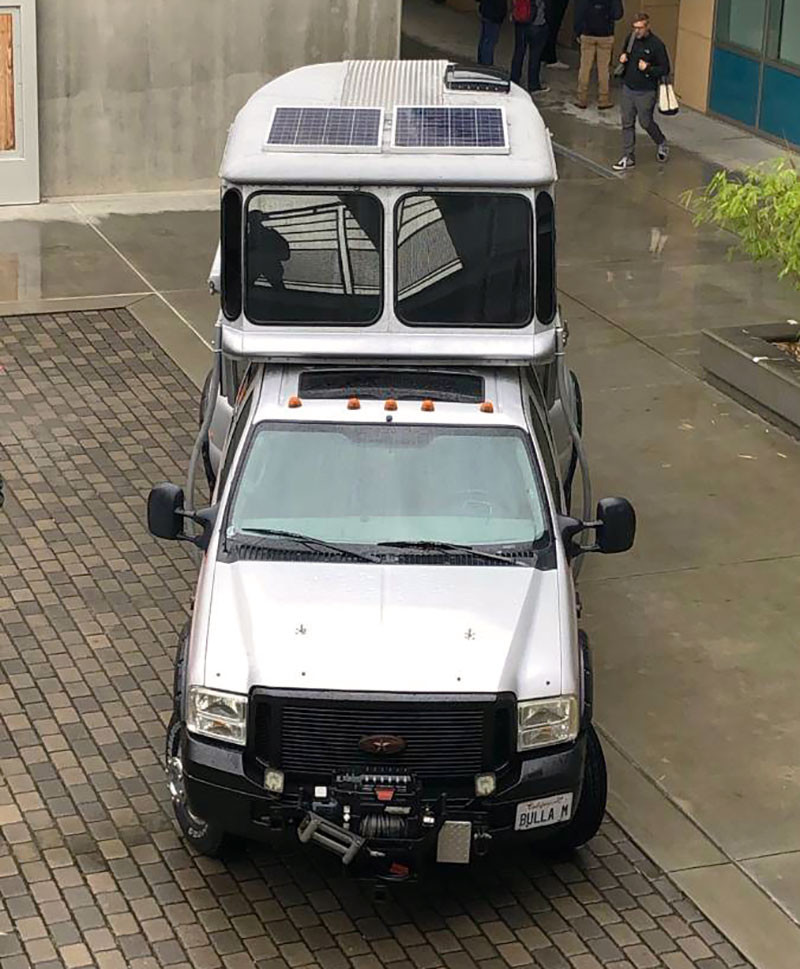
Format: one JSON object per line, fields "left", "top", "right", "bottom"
{"left": 760, "top": 66, "right": 800, "bottom": 146}
{"left": 710, "top": 48, "right": 760, "bottom": 126}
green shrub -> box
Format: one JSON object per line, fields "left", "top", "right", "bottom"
{"left": 681, "top": 158, "right": 800, "bottom": 289}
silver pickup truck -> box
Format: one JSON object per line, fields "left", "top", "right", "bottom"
{"left": 147, "top": 60, "right": 636, "bottom": 880}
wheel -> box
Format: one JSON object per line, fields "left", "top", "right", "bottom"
{"left": 166, "top": 624, "right": 227, "bottom": 857}
{"left": 166, "top": 715, "right": 228, "bottom": 857}
{"left": 540, "top": 725, "right": 607, "bottom": 854}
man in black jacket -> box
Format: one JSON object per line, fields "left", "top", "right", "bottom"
{"left": 574, "top": 0, "right": 623, "bottom": 110}
{"left": 476, "top": 0, "right": 507, "bottom": 66}
{"left": 612, "top": 12, "right": 670, "bottom": 170}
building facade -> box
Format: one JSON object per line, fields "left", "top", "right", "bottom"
{"left": 0, "top": 0, "right": 401, "bottom": 203}
{"left": 678, "top": 0, "right": 800, "bottom": 147}
{"left": 446, "top": 0, "right": 800, "bottom": 149}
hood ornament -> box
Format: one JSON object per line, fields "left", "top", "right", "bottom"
{"left": 358, "top": 734, "right": 406, "bottom": 756}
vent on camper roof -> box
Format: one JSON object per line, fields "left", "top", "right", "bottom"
{"left": 265, "top": 107, "right": 383, "bottom": 151}
{"left": 393, "top": 107, "right": 508, "bottom": 152}
{"left": 444, "top": 64, "right": 511, "bottom": 94}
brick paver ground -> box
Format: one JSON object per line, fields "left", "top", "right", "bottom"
{"left": 0, "top": 309, "right": 751, "bottom": 969}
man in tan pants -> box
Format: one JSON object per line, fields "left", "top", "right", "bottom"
{"left": 575, "top": 0, "right": 623, "bottom": 109}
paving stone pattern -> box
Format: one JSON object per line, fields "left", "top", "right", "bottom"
{"left": 0, "top": 310, "right": 752, "bottom": 969}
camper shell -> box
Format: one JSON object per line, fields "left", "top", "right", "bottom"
{"left": 148, "top": 60, "right": 636, "bottom": 879}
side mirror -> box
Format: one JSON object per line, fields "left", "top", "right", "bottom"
{"left": 148, "top": 483, "right": 184, "bottom": 541}
{"left": 147, "top": 483, "right": 220, "bottom": 552}
{"left": 596, "top": 497, "right": 636, "bottom": 554}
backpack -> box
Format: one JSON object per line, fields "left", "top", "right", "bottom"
{"left": 512, "top": 0, "right": 532, "bottom": 23}
{"left": 584, "top": 0, "right": 615, "bottom": 35}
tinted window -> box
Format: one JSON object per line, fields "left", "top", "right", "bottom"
{"left": 528, "top": 397, "right": 563, "bottom": 512}
{"left": 716, "top": 0, "right": 766, "bottom": 53}
{"left": 221, "top": 189, "right": 243, "bottom": 320}
{"left": 395, "top": 193, "right": 533, "bottom": 327}
{"left": 244, "top": 192, "right": 382, "bottom": 325}
{"left": 217, "top": 393, "right": 254, "bottom": 495}
{"left": 535, "top": 192, "right": 556, "bottom": 325}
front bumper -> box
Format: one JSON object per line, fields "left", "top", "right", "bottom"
{"left": 181, "top": 729, "right": 587, "bottom": 869}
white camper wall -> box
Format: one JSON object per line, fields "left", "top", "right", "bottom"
{"left": 35, "top": 0, "right": 402, "bottom": 198}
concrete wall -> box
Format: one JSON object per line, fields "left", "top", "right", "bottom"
{"left": 674, "top": 0, "right": 714, "bottom": 112}
{"left": 36, "top": 0, "right": 402, "bottom": 199}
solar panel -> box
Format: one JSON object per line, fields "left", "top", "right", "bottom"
{"left": 265, "top": 107, "right": 384, "bottom": 152}
{"left": 393, "top": 107, "right": 508, "bottom": 153}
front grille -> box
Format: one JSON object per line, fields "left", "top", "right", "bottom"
{"left": 251, "top": 692, "right": 513, "bottom": 779}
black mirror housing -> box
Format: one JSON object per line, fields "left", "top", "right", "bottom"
{"left": 148, "top": 483, "right": 185, "bottom": 541}
{"left": 596, "top": 497, "right": 636, "bottom": 554}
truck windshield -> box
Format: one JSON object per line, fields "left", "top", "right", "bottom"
{"left": 395, "top": 193, "right": 532, "bottom": 327}
{"left": 245, "top": 192, "right": 382, "bottom": 325}
{"left": 228, "top": 422, "right": 549, "bottom": 548}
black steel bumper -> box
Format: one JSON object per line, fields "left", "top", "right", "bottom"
{"left": 181, "top": 729, "right": 587, "bottom": 863}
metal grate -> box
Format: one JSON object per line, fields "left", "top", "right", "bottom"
{"left": 251, "top": 694, "right": 513, "bottom": 779}
{"left": 393, "top": 107, "right": 508, "bottom": 153}
{"left": 265, "top": 107, "right": 383, "bottom": 152}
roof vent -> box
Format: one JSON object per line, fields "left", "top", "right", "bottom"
{"left": 444, "top": 63, "right": 510, "bottom": 94}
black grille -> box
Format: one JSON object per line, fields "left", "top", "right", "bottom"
{"left": 251, "top": 692, "right": 513, "bottom": 779}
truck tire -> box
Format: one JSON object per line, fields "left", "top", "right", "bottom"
{"left": 166, "top": 716, "right": 228, "bottom": 857}
{"left": 165, "top": 624, "right": 228, "bottom": 857}
{"left": 540, "top": 724, "right": 607, "bottom": 854}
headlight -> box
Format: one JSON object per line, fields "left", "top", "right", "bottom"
{"left": 517, "top": 696, "right": 579, "bottom": 751}
{"left": 187, "top": 687, "right": 247, "bottom": 745}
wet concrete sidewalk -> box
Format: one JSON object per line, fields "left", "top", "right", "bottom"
{"left": 0, "top": 20, "right": 799, "bottom": 969}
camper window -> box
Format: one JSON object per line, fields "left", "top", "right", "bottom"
{"left": 244, "top": 192, "right": 383, "bottom": 325}
{"left": 535, "top": 192, "right": 556, "bottom": 325}
{"left": 221, "top": 188, "right": 243, "bottom": 321}
{"left": 395, "top": 193, "right": 533, "bottom": 327}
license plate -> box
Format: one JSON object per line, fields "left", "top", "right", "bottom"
{"left": 515, "top": 793, "right": 573, "bottom": 831}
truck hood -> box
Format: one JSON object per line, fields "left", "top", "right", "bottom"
{"left": 202, "top": 561, "right": 564, "bottom": 698}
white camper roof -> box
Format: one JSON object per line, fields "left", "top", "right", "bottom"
{"left": 221, "top": 60, "right": 557, "bottom": 188}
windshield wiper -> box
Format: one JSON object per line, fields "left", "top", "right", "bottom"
{"left": 375, "top": 540, "right": 533, "bottom": 567}
{"left": 230, "top": 528, "right": 381, "bottom": 564}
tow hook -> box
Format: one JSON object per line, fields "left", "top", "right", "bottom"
{"left": 473, "top": 830, "right": 492, "bottom": 857}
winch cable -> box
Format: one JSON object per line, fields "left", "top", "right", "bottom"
{"left": 556, "top": 322, "right": 592, "bottom": 578}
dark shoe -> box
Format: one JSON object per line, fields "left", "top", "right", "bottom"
{"left": 612, "top": 156, "right": 635, "bottom": 171}
{"left": 574, "top": 100, "right": 588, "bottom": 109}
{"left": 598, "top": 102, "right": 614, "bottom": 110}
{"left": 657, "top": 143, "right": 670, "bottom": 162}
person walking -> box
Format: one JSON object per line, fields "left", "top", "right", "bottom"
{"left": 542, "top": 0, "right": 571, "bottom": 70}
{"left": 574, "top": 0, "right": 623, "bottom": 110}
{"left": 511, "top": 0, "right": 550, "bottom": 95}
{"left": 612, "top": 12, "right": 671, "bottom": 170}
{"left": 476, "top": 0, "right": 507, "bottom": 66}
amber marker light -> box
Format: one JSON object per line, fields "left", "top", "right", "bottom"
{"left": 480, "top": 401, "right": 495, "bottom": 413}
{"left": 347, "top": 397, "right": 361, "bottom": 410}
{"left": 421, "top": 399, "right": 435, "bottom": 412}
{"left": 288, "top": 396, "right": 302, "bottom": 408}
{"left": 384, "top": 399, "right": 398, "bottom": 411}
